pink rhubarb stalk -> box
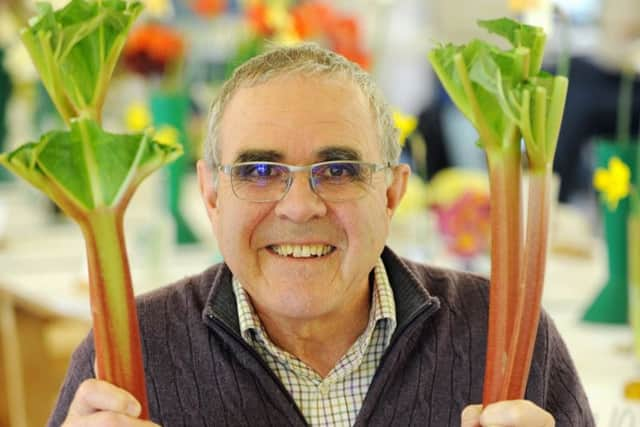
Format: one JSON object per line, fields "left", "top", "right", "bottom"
{"left": 0, "top": 1, "right": 184, "bottom": 420}
{"left": 82, "top": 208, "right": 149, "bottom": 418}
{"left": 484, "top": 140, "right": 524, "bottom": 404}
{"left": 452, "top": 50, "right": 525, "bottom": 404}
{"left": 504, "top": 169, "right": 552, "bottom": 398}
{"left": 428, "top": 17, "right": 566, "bottom": 405}
{"left": 505, "top": 76, "right": 568, "bottom": 398}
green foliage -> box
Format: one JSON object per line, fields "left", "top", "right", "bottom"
{"left": 0, "top": 118, "right": 182, "bottom": 214}
{"left": 428, "top": 17, "right": 568, "bottom": 169}
{"left": 478, "top": 18, "right": 546, "bottom": 75}
{"left": 20, "top": 0, "right": 143, "bottom": 124}
{"left": 225, "top": 35, "right": 265, "bottom": 79}
{"left": 5, "top": 0, "right": 184, "bottom": 216}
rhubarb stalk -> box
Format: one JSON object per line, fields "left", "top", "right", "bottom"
{"left": 429, "top": 18, "right": 568, "bottom": 404}
{"left": 82, "top": 209, "right": 148, "bottom": 418}
{"left": 435, "top": 43, "right": 525, "bottom": 405}
{"left": 503, "top": 168, "right": 551, "bottom": 398}
{"left": 0, "top": 0, "right": 183, "bottom": 418}
{"left": 485, "top": 145, "right": 523, "bottom": 403}
{"left": 505, "top": 76, "right": 568, "bottom": 398}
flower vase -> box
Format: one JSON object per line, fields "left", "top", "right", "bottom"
{"left": 629, "top": 214, "right": 640, "bottom": 357}
{"left": 624, "top": 214, "right": 640, "bottom": 400}
{"left": 583, "top": 141, "right": 637, "bottom": 323}
{"left": 150, "top": 90, "right": 198, "bottom": 244}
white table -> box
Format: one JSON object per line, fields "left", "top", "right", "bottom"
{"left": 1, "top": 180, "right": 639, "bottom": 425}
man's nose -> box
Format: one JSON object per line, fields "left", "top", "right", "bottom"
{"left": 274, "top": 172, "right": 327, "bottom": 222}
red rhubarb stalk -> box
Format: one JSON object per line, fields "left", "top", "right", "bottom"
{"left": 429, "top": 18, "right": 567, "bottom": 404}
{"left": 505, "top": 76, "right": 568, "bottom": 398}
{"left": 0, "top": 2, "right": 184, "bottom": 418}
{"left": 82, "top": 208, "right": 149, "bottom": 418}
{"left": 451, "top": 49, "right": 525, "bottom": 404}
{"left": 484, "top": 145, "right": 523, "bottom": 404}
{"left": 504, "top": 169, "right": 551, "bottom": 398}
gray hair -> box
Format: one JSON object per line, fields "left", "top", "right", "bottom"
{"left": 203, "top": 43, "right": 400, "bottom": 171}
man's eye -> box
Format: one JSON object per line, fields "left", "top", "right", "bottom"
{"left": 236, "top": 163, "right": 275, "bottom": 178}
{"left": 318, "top": 163, "right": 361, "bottom": 179}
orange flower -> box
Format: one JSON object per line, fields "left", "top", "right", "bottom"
{"left": 241, "top": 1, "right": 370, "bottom": 69}
{"left": 190, "top": 0, "right": 227, "bottom": 17}
{"left": 333, "top": 44, "right": 370, "bottom": 70}
{"left": 291, "top": 2, "right": 333, "bottom": 39}
{"left": 325, "top": 15, "right": 370, "bottom": 69}
{"left": 246, "top": 3, "right": 274, "bottom": 36}
{"left": 124, "top": 24, "right": 185, "bottom": 76}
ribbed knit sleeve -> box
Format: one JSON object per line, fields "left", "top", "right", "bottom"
{"left": 47, "top": 333, "right": 95, "bottom": 427}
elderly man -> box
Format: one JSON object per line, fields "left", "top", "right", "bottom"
{"left": 51, "top": 44, "right": 593, "bottom": 427}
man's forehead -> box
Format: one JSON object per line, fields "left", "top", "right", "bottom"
{"left": 230, "top": 73, "right": 366, "bottom": 108}
{"left": 217, "top": 77, "right": 380, "bottom": 162}
{"left": 231, "top": 146, "right": 363, "bottom": 164}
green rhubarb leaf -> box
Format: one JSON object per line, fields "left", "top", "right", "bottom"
{"left": 478, "top": 18, "right": 546, "bottom": 75}
{"left": 428, "top": 18, "right": 555, "bottom": 155}
{"left": 429, "top": 39, "right": 521, "bottom": 150}
{"left": 20, "top": 0, "right": 143, "bottom": 124}
{"left": 516, "top": 72, "right": 568, "bottom": 170}
{"left": 0, "top": 142, "right": 50, "bottom": 195}
{"left": 0, "top": 118, "right": 182, "bottom": 214}
{"left": 428, "top": 43, "right": 468, "bottom": 118}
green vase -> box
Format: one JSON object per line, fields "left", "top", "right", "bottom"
{"left": 629, "top": 215, "right": 640, "bottom": 357}
{"left": 0, "top": 48, "right": 11, "bottom": 181}
{"left": 150, "top": 90, "right": 198, "bottom": 244}
{"left": 583, "top": 141, "right": 637, "bottom": 324}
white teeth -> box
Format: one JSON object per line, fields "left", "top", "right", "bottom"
{"left": 271, "top": 244, "right": 334, "bottom": 258}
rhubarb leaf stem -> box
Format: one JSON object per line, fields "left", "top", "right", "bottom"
{"left": 483, "top": 139, "right": 523, "bottom": 405}
{"left": 81, "top": 208, "right": 149, "bottom": 419}
{"left": 504, "top": 168, "right": 552, "bottom": 398}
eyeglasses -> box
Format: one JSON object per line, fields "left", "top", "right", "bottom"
{"left": 216, "top": 160, "right": 391, "bottom": 202}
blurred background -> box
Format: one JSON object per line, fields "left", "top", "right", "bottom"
{"left": 0, "top": 0, "right": 639, "bottom": 426}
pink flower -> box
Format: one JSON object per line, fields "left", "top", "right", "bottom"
{"left": 434, "top": 190, "right": 491, "bottom": 257}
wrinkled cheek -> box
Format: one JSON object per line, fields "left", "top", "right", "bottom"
{"left": 215, "top": 212, "right": 247, "bottom": 261}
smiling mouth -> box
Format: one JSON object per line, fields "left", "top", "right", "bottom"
{"left": 268, "top": 244, "right": 336, "bottom": 258}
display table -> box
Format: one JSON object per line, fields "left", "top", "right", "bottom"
{"left": 1, "top": 179, "right": 638, "bottom": 426}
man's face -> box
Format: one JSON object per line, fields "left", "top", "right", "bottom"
{"left": 198, "top": 75, "right": 409, "bottom": 322}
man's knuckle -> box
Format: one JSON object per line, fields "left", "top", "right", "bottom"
{"left": 76, "top": 378, "right": 98, "bottom": 397}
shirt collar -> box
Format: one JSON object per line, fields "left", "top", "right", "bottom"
{"left": 232, "top": 258, "right": 396, "bottom": 345}
{"left": 203, "top": 246, "right": 440, "bottom": 342}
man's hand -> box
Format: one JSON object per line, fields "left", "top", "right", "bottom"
{"left": 62, "top": 379, "right": 159, "bottom": 426}
{"left": 461, "top": 400, "right": 555, "bottom": 427}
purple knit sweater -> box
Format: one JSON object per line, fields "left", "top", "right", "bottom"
{"left": 48, "top": 247, "right": 594, "bottom": 426}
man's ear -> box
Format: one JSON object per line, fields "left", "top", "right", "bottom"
{"left": 386, "top": 163, "right": 410, "bottom": 219}
{"left": 197, "top": 160, "right": 219, "bottom": 219}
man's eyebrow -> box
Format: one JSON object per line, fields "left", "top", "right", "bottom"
{"left": 316, "top": 147, "right": 362, "bottom": 162}
{"left": 234, "top": 150, "right": 283, "bottom": 163}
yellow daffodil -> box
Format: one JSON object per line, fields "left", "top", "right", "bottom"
{"left": 392, "top": 109, "right": 417, "bottom": 147}
{"left": 426, "top": 168, "right": 489, "bottom": 207}
{"left": 154, "top": 125, "right": 181, "bottom": 146}
{"left": 140, "top": 0, "right": 173, "bottom": 18}
{"left": 508, "top": 0, "right": 540, "bottom": 12}
{"left": 125, "top": 101, "right": 152, "bottom": 132}
{"left": 265, "top": 1, "right": 300, "bottom": 44}
{"left": 395, "top": 175, "right": 429, "bottom": 217}
{"left": 594, "top": 156, "right": 631, "bottom": 210}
